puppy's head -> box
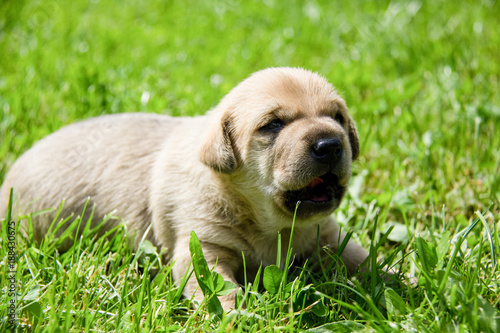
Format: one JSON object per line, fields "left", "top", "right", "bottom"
{"left": 200, "top": 67, "right": 359, "bottom": 222}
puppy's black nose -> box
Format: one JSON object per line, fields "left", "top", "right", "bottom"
{"left": 311, "top": 138, "right": 343, "bottom": 164}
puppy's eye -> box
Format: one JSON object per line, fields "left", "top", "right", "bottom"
{"left": 260, "top": 119, "right": 284, "bottom": 133}
{"left": 334, "top": 113, "right": 345, "bottom": 125}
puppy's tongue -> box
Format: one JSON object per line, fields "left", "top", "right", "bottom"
{"left": 306, "top": 177, "right": 330, "bottom": 202}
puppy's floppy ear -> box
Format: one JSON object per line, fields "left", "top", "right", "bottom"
{"left": 347, "top": 116, "right": 360, "bottom": 161}
{"left": 199, "top": 114, "right": 237, "bottom": 174}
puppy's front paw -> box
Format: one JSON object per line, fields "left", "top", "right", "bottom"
{"left": 381, "top": 268, "right": 418, "bottom": 287}
{"left": 219, "top": 290, "right": 238, "bottom": 311}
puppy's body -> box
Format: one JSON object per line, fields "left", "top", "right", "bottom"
{"left": 0, "top": 68, "right": 368, "bottom": 309}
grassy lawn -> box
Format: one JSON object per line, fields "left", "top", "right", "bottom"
{"left": 1, "top": 0, "right": 499, "bottom": 331}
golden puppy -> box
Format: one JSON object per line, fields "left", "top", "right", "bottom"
{"left": 0, "top": 67, "right": 368, "bottom": 309}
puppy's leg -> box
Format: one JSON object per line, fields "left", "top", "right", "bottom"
{"left": 319, "top": 219, "right": 369, "bottom": 274}
{"left": 172, "top": 237, "right": 240, "bottom": 310}
{"left": 319, "top": 221, "right": 417, "bottom": 286}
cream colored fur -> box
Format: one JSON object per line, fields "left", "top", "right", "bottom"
{"left": 0, "top": 67, "right": 368, "bottom": 309}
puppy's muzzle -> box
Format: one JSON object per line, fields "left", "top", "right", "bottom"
{"left": 311, "top": 138, "right": 343, "bottom": 165}
{"left": 280, "top": 136, "right": 349, "bottom": 218}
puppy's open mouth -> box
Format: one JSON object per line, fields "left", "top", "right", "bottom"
{"left": 284, "top": 173, "right": 345, "bottom": 216}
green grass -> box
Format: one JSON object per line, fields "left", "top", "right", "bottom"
{"left": 1, "top": 0, "right": 499, "bottom": 331}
